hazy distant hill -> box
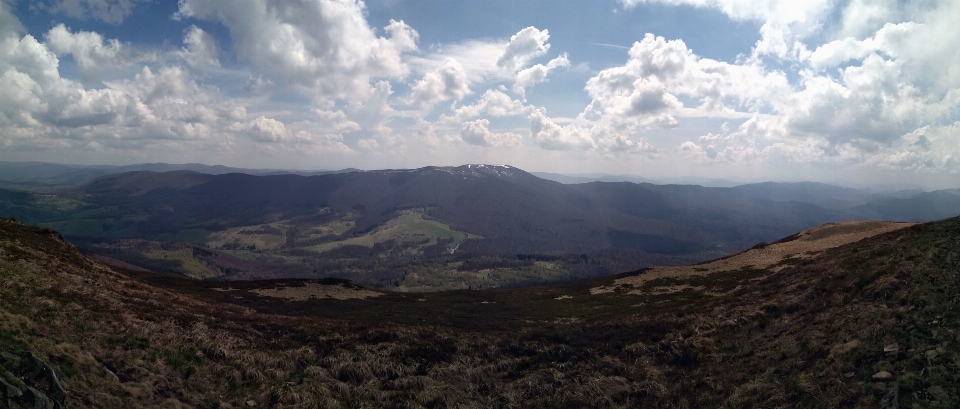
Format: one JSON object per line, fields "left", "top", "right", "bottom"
{"left": 0, "top": 160, "right": 357, "bottom": 187}
{"left": 532, "top": 171, "right": 744, "bottom": 187}
{"left": 2, "top": 164, "right": 960, "bottom": 288}
{"left": 55, "top": 165, "right": 865, "bottom": 255}
{"left": 853, "top": 188, "right": 960, "bottom": 221}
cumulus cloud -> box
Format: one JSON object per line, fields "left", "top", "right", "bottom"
{"left": 495, "top": 27, "right": 571, "bottom": 98}
{"left": 679, "top": 119, "right": 783, "bottom": 164}
{"left": 513, "top": 53, "right": 570, "bottom": 97}
{"left": 496, "top": 27, "right": 551, "bottom": 73}
{"left": 527, "top": 107, "right": 661, "bottom": 156}
{"left": 861, "top": 123, "right": 960, "bottom": 172}
{"left": 44, "top": 24, "right": 153, "bottom": 78}
{"left": 356, "top": 138, "right": 380, "bottom": 150}
{"left": 459, "top": 119, "right": 522, "bottom": 147}
{"left": 177, "top": 25, "right": 219, "bottom": 68}
{"left": 176, "top": 0, "right": 419, "bottom": 100}
{"left": 836, "top": 0, "right": 899, "bottom": 39}
{"left": 583, "top": 33, "right": 789, "bottom": 126}
{"left": 236, "top": 115, "right": 353, "bottom": 153}
{"left": 446, "top": 89, "right": 532, "bottom": 122}
{"left": 676, "top": 0, "right": 960, "bottom": 168}
{"left": 0, "top": 3, "right": 293, "bottom": 156}
{"left": 342, "top": 80, "right": 402, "bottom": 148}
{"left": 408, "top": 58, "right": 470, "bottom": 106}
{"left": 313, "top": 109, "right": 360, "bottom": 134}
{"left": 528, "top": 108, "right": 596, "bottom": 150}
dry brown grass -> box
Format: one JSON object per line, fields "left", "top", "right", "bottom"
{"left": 248, "top": 283, "right": 383, "bottom": 301}
{"left": 591, "top": 220, "right": 915, "bottom": 295}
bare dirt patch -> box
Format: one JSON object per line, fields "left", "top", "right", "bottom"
{"left": 591, "top": 220, "right": 916, "bottom": 295}
{"left": 250, "top": 283, "right": 383, "bottom": 301}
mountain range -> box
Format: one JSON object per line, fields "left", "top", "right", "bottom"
{"left": 1, "top": 163, "right": 959, "bottom": 289}
{"left": 0, "top": 160, "right": 357, "bottom": 188}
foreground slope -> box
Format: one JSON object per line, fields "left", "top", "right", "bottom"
{"left": 2, "top": 217, "right": 959, "bottom": 407}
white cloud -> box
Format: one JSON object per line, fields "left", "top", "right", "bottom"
{"left": 598, "top": 133, "right": 659, "bottom": 156}
{"left": 356, "top": 138, "right": 380, "bottom": 150}
{"left": 410, "top": 27, "right": 569, "bottom": 103}
{"left": 496, "top": 26, "right": 551, "bottom": 73}
{"left": 513, "top": 53, "right": 570, "bottom": 97}
{"left": 247, "top": 115, "right": 286, "bottom": 142}
{"left": 408, "top": 58, "right": 470, "bottom": 106}
{"left": 528, "top": 108, "right": 596, "bottom": 151}
{"left": 836, "top": 0, "right": 898, "bottom": 39}
{"left": 344, "top": 80, "right": 399, "bottom": 140}
{"left": 237, "top": 115, "right": 353, "bottom": 153}
{"left": 579, "top": 33, "right": 789, "bottom": 138}
{"left": 459, "top": 118, "right": 522, "bottom": 147}
{"left": 313, "top": 109, "right": 360, "bottom": 134}
{"left": 176, "top": 0, "right": 419, "bottom": 100}
{"left": 446, "top": 89, "right": 532, "bottom": 122}
{"left": 408, "top": 40, "right": 506, "bottom": 85}
{"left": 807, "top": 22, "right": 916, "bottom": 69}
{"left": 44, "top": 24, "right": 153, "bottom": 78}
{"left": 177, "top": 25, "right": 219, "bottom": 68}
{"left": 861, "top": 123, "right": 960, "bottom": 173}
{"left": 0, "top": 5, "right": 259, "bottom": 155}
{"left": 495, "top": 27, "right": 571, "bottom": 98}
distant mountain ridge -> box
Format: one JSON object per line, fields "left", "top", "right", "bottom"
{"left": 2, "top": 163, "right": 960, "bottom": 287}
{"left": 10, "top": 164, "right": 960, "bottom": 254}
{"left": 0, "top": 160, "right": 358, "bottom": 187}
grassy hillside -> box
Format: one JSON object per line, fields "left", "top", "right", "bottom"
{"left": 2, "top": 216, "right": 959, "bottom": 407}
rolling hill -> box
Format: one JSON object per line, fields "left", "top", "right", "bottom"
{"left": 2, "top": 215, "right": 959, "bottom": 407}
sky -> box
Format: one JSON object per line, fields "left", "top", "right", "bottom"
{"left": 1, "top": 0, "right": 959, "bottom": 188}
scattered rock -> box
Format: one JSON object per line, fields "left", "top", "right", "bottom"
{"left": 872, "top": 371, "right": 893, "bottom": 380}
{"left": 0, "top": 349, "right": 67, "bottom": 408}
{"left": 844, "top": 372, "right": 855, "bottom": 378}
{"left": 883, "top": 344, "right": 899, "bottom": 355}
{"left": 246, "top": 400, "right": 256, "bottom": 407}
{"left": 1, "top": 376, "right": 23, "bottom": 398}
{"left": 926, "top": 349, "right": 939, "bottom": 360}
{"left": 0, "top": 352, "right": 21, "bottom": 362}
